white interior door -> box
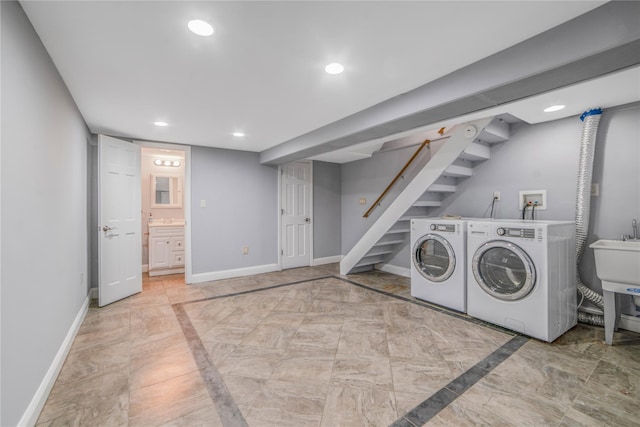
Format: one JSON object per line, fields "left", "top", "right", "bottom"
{"left": 281, "top": 161, "right": 311, "bottom": 269}
{"left": 98, "top": 135, "right": 142, "bottom": 306}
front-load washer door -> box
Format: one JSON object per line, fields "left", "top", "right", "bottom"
{"left": 471, "top": 240, "right": 536, "bottom": 301}
{"left": 412, "top": 234, "right": 455, "bottom": 282}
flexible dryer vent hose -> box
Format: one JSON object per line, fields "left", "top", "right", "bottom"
{"left": 575, "top": 108, "right": 605, "bottom": 319}
{"left": 578, "top": 310, "right": 605, "bottom": 327}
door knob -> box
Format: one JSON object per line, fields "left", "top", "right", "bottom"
{"left": 305, "top": 217, "right": 311, "bottom": 223}
{"left": 102, "top": 225, "right": 118, "bottom": 232}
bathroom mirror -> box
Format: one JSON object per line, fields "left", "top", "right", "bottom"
{"left": 151, "top": 174, "right": 183, "bottom": 208}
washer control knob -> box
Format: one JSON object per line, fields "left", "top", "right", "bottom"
{"left": 430, "top": 224, "right": 436, "bottom": 231}
{"left": 497, "top": 227, "right": 506, "bottom": 236}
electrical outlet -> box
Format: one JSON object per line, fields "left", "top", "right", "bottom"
{"left": 519, "top": 190, "right": 547, "bottom": 210}
{"left": 242, "top": 246, "right": 249, "bottom": 254}
{"left": 200, "top": 199, "right": 207, "bottom": 208}
{"left": 359, "top": 198, "right": 367, "bottom": 205}
{"left": 493, "top": 191, "right": 501, "bottom": 201}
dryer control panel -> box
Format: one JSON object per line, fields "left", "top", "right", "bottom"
{"left": 496, "top": 227, "right": 536, "bottom": 239}
{"left": 430, "top": 224, "right": 456, "bottom": 233}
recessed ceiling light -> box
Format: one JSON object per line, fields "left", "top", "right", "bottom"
{"left": 233, "top": 132, "right": 245, "bottom": 137}
{"left": 325, "top": 63, "right": 344, "bottom": 75}
{"left": 154, "top": 121, "right": 168, "bottom": 127}
{"left": 188, "top": 20, "right": 214, "bottom": 37}
{"left": 154, "top": 159, "right": 163, "bottom": 166}
{"left": 543, "top": 105, "right": 566, "bottom": 113}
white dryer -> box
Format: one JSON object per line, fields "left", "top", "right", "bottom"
{"left": 466, "top": 220, "right": 577, "bottom": 342}
{"left": 410, "top": 218, "right": 468, "bottom": 312}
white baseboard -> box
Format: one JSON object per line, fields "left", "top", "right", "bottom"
{"left": 620, "top": 314, "right": 640, "bottom": 334}
{"left": 375, "top": 263, "right": 411, "bottom": 278}
{"left": 191, "top": 263, "right": 280, "bottom": 284}
{"left": 90, "top": 287, "right": 98, "bottom": 300}
{"left": 142, "top": 264, "right": 149, "bottom": 273}
{"left": 312, "top": 255, "right": 343, "bottom": 266}
{"left": 19, "top": 295, "right": 90, "bottom": 426}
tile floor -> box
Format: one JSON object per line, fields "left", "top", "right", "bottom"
{"left": 36, "top": 265, "right": 640, "bottom": 426}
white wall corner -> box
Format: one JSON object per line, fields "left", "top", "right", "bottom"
{"left": 375, "top": 263, "right": 411, "bottom": 278}
{"left": 18, "top": 295, "right": 90, "bottom": 426}
{"left": 311, "top": 255, "right": 343, "bottom": 266}
{"left": 190, "top": 263, "right": 280, "bottom": 284}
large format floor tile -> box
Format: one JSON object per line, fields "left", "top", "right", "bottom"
{"left": 36, "top": 265, "right": 640, "bottom": 426}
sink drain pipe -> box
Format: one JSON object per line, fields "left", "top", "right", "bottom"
{"left": 575, "top": 108, "right": 605, "bottom": 326}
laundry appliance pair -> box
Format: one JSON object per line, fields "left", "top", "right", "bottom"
{"left": 410, "top": 218, "right": 577, "bottom": 342}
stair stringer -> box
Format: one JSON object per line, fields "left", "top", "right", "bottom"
{"left": 340, "top": 116, "right": 495, "bottom": 275}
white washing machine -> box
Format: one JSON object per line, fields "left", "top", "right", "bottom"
{"left": 466, "top": 220, "right": 577, "bottom": 342}
{"left": 410, "top": 218, "right": 468, "bottom": 312}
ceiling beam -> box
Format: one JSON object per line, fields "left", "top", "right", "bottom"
{"left": 260, "top": 1, "right": 640, "bottom": 165}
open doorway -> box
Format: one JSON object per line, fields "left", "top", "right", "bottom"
{"left": 141, "top": 146, "right": 187, "bottom": 280}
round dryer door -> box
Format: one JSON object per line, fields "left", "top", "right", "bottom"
{"left": 412, "top": 234, "right": 456, "bottom": 282}
{"left": 471, "top": 240, "right": 536, "bottom": 301}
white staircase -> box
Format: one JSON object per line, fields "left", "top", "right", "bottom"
{"left": 340, "top": 116, "right": 510, "bottom": 275}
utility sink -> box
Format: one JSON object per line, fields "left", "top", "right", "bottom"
{"left": 590, "top": 239, "right": 640, "bottom": 286}
{"left": 590, "top": 239, "right": 640, "bottom": 345}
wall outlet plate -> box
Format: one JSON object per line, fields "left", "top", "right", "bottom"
{"left": 519, "top": 190, "right": 547, "bottom": 210}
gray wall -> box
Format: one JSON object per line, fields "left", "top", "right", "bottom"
{"left": 341, "top": 107, "right": 640, "bottom": 301}
{"left": 191, "top": 146, "right": 278, "bottom": 274}
{"left": 341, "top": 145, "right": 423, "bottom": 255}
{"left": 313, "top": 161, "right": 342, "bottom": 259}
{"left": 580, "top": 105, "right": 640, "bottom": 301}
{"left": 1, "top": 2, "right": 90, "bottom": 425}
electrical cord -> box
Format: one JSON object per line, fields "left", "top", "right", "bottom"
{"left": 531, "top": 203, "right": 536, "bottom": 220}
{"left": 490, "top": 196, "right": 498, "bottom": 219}
{"left": 521, "top": 201, "right": 532, "bottom": 220}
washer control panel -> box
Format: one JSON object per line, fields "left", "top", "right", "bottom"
{"left": 430, "top": 224, "right": 456, "bottom": 233}
{"left": 496, "top": 227, "right": 536, "bottom": 239}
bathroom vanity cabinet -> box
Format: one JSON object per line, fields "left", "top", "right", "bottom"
{"left": 149, "top": 224, "right": 184, "bottom": 276}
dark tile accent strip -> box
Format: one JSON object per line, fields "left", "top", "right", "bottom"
{"left": 172, "top": 304, "right": 249, "bottom": 427}
{"left": 393, "top": 335, "right": 529, "bottom": 427}
{"left": 179, "top": 276, "right": 335, "bottom": 307}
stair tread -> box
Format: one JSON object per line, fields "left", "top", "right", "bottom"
{"left": 366, "top": 249, "right": 394, "bottom": 257}
{"left": 413, "top": 201, "right": 442, "bottom": 207}
{"left": 386, "top": 228, "right": 410, "bottom": 234}
{"left": 428, "top": 184, "right": 457, "bottom": 192}
{"left": 355, "top": 258, "right": 384, "bottom": 267}
{"left": 374, "top": 239, "right": 404, "bottom": 246}
{"left": 443, "top": 164, "right": 473, "bottom": 177}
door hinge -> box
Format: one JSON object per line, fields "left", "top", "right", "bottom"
{"left": 281, "top": 249, "right": 284, "bottom": 255}
{"left": 281, "top": 208, "right": 284, "bottom": 215}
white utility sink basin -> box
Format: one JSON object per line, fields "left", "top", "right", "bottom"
{"left": 590, "top": 239, "right": 640, "bottom": 286}
{"left": 590, "top": 239, "right": 640, "bottom": 345}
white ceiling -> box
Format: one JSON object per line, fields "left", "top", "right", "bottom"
{"left": 21, "top": 1, "right": 616, "bottom": 155}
